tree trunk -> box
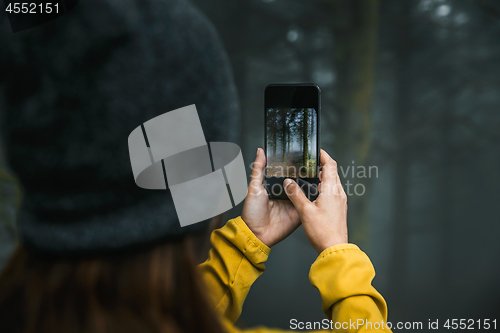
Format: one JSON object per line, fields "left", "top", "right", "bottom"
{"left": 287, "top": 127, "right": 290, "bottom": 154}
{"left": 281, "top": 109, "right": 287, "bottom": 162}
{"left": 302, "top": 109, "right": 309, "bottom": 168}
{"left": 272, "top": 109, "right": 277, "bottom": 157}
{"left": 388, "top": 0, "right": 412, "bottom": 310}
{"left": 332, "top": 0, "right": 380, "bottom": 248}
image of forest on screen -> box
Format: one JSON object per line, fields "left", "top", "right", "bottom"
{"left": 266, "top": 108, "right": 317, "bottom": 178}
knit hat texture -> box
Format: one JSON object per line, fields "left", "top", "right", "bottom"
{"left": 0, "top": 0, "right": 239, "bottom": 254}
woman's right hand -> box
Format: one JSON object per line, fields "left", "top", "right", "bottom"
{"left": 283, "top": 149, "right": 348, "bottom": 254}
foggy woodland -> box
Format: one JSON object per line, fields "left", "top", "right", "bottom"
{"left": 192, "top": 0, "right": 500, "bottom": 330}
{"left": 266, "top": 108, "right": 317, "bottom": 177}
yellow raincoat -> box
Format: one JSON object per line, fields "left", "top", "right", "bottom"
{"left": 199, "top": 217, "right": 392, "bottom": 332}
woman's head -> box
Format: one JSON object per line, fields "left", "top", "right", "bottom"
{"left": 0, "top": 0, "right": 238, "bottom": 331}
{"left": 0, "top": 0, "right": 239, "bottom": 253}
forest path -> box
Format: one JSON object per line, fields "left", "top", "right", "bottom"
{"left": 267, "top": 151, "right": 305, "bottom": 177}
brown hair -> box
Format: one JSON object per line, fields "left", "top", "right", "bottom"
{"left": 0, "top": 237, "right": 225, "bottom": 333}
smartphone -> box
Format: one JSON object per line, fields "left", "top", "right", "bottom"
{"left": 264, "top": 84, "right": 321, "bottom": 201}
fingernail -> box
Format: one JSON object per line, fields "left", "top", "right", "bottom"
{"left": 256, "top": 148, "right": 261, "bottom": 156}
{"left": 283, "top": 178, "right": 293, "bottom": 188}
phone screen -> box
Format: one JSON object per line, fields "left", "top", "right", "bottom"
{"left": 264, "top": 84, "right": 320, "bottom": 201}
{"left": 265, "top": 108, "right": 318, "bottom": 178}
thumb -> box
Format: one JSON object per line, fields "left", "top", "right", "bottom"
{"left": 283, "top": 179, "right": 311, "bottom": 212}
{"left": 249, "top": 148, "right": 266, "bottom": 195}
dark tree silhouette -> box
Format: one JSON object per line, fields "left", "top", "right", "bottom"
{"left": 332, "top": 0, "right": 379, "bottom": 246}
{"left": 302, "top": 108, "right": 309, "bottom": 167}
{"left": 272, "top": 109, "right": 277, "bottom": 157}
{"left": 280, "top": 109, "right": 288, "bottom": 162}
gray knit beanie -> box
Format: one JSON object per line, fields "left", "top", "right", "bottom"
{"left": 0, "top": 0, "right": 239, "bottom": 254}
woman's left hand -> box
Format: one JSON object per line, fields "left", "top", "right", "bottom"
{"left": 241, "top": 148, "right": 301, "bottom": 247}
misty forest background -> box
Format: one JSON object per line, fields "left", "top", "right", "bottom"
{"left": 266, "top": 108, "right": 318, "bottom": 177}
{"left": 191, "top": 0, "right": 500, "bottom": 330}
{"left": 1, "top": 0, "right": 499, "bottom": 331}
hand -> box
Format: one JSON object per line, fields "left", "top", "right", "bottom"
{"left": 283, "top": 149, "right": 348, "bottom": 254}
{"left": 241, "top": 148, "right": 301, "bottom": 247}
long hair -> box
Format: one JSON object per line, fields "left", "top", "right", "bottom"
{"left": 0, "top": 237, "right": 225, "bottom": 333}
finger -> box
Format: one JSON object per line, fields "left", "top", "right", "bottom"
{"left": 283, "top": 178, "right": 312, "bottom": 213}
{"left": 320, "top": 178, "right": 345, "bottom": 198}
{"left": 319, "top": 170, "right": 323, "bottom": 182}
{"left": 249, "top": 148, "right": 266, "bottom": 194}
{"left": 335, "top": 175, "right": 346, "bottom": 195}
{"left": 320, "top": 149, "right": 335, "bottom": 166}
{"left": 319, "top": 149, "right": 338, "bottom": 185}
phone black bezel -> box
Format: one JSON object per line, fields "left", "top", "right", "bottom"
{"left": 264, "top": 83, "right": 321, "bottom": 201}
